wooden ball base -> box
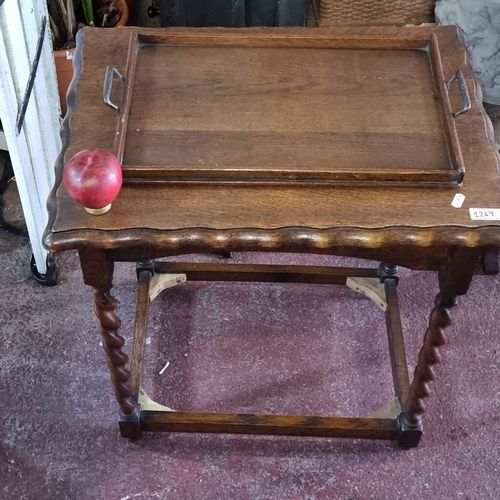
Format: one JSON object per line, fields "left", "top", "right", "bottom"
{"left": 85, "top": 204, "right": 112, "bottom": 215}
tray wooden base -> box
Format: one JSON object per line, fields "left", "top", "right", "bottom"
{"left": 106, "top": 26, "right": 467, "bottom": 188}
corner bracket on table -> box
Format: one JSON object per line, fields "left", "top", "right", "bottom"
{"left": 367, "top": 397, "right": 402, "bottom": 419}
{"left": 346, "top": 277, "right": 387, "bottom": 311}
{"left": 149, "top": 273, "right": 187, "bottom": 301}
{"left": 138, "top": 387, "right": 174, "bottom": 412}
{"left": 136, "top": 260, "right": 187, "bottom": 301}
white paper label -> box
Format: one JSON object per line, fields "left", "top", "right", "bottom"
{"left": 469, "top": 208, "right": 500, "bottom": 220}
{"left": 451, "top": 193, "right": 466, "bottom": 208}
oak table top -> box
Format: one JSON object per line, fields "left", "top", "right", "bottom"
{"left": 44, "top": 26, "right": 500, "bottom": 260}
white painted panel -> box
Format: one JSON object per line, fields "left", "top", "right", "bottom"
{"left": 0, "top": 0, "right": 62, "bottom": 275}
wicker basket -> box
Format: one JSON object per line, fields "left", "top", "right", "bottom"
{"left": 312, "top": 0, "right": 435, "bottom": 27}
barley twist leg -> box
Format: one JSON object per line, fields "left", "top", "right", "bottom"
{"left": 398, "top": 293, "right": 458, "bottom": 448}
{"left": 94, "top": 288, "right": 136, "bottom": 417}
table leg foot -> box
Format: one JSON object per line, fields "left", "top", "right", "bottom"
{"left": 119, "top": 409, "right": 142, "bottom": 439}
{"left": 397, "top": 413, "right": 422, "bottom": 449}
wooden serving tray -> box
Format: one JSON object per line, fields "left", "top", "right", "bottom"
{"left": 105, "top": 28, "right": 471, "bottom": 186}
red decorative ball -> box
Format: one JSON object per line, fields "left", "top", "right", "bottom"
{"left": 63, "top": 149, "right": 122, "bottom": 215}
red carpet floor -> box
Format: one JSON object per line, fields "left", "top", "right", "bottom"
{"left": 1, "top": 242, "right": 500, "bottom": 499}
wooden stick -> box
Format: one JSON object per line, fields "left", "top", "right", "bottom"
{"left": 154, "top": 262, "right": 379, "bottom": 285}
{"left": 129, "top": 270, "right": 152, "bottom": 400}
{"left": 140, "top": 411, "right": 399, "bottom": 440}
{"left": 384, "top": 279, "right": 410, "bottom": 406}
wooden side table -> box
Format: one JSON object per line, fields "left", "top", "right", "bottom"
{"left": 44, "top": 26, "right": 500, "bottom": 448}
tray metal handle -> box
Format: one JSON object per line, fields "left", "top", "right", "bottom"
{"left": 103, "top": 65, "right": 124, "bottom": 111}
{"left": 446, "top": 71, "right": 471, "bottom": 118}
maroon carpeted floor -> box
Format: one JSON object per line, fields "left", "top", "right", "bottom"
{"left": 1, "top": 238, "right": 500, "bottom": 499}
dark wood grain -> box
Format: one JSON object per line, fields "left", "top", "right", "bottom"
{"left": 113, "top": 31, "right": 139, "bottom": 164}
{"left": 116, "top": 31, "right": 457, "bottom": 186}
{"left": 384, "top": 278, "right": 410, "bottom": 407}
{"left": 438, "top": 246, "right": 481, "bottom": 296}
{"left": 79, "top": 248, "right": 137, "bottom": 417}
{"left": 129, "top": 270, "right": 152, "bottom": 399}
{"left": 140, "top": 411, "right": 399, "bottom": 439}
{"left": 429, "top": 32, "right": 466, "bottom": 181}
{"left": 136, "top": 27, "right": 434, "bottom": 48}
{"left": 44, "top": 25, "right": 500, "bottom": 256}
{"left": 403, "top": 293, "right": 457, "bottom": 427}
{"left": 153, "top": 262, "right": 379, "bottom": 284}
{"left": 107, "top": 245, "right": 450, "bottom": 274}
{"left": 397, "top": 246, "right": 480, "bottom": 447}
{"left": 397, "top": 291, "right": 458, "bottom": 448}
